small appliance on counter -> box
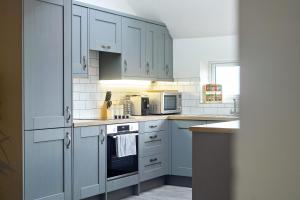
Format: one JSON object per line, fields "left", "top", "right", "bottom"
{"left": 130, "top": 95, "right": 150, "bottom": 116}
{"left": 147, "top": 90, "right": 182, "bottom": 114}
{"left": 101, "top": 91, "right": 130, "bottom": 120}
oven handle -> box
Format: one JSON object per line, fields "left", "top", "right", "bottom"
{"left": 108, "top": 133, "right": 139, "bottom": 139}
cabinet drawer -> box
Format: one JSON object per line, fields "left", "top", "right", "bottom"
{"left": 140, "top": 153, "right": 168, "bottom": 182}
{"left": 139, "top": 131, "right": 168, "bottom": 157}
{"left": 143, "top": 120, "right": 168, "bottom": 133}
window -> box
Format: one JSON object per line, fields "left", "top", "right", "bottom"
{"left": 210, "top": 62, "right": 240, "bottom": 102}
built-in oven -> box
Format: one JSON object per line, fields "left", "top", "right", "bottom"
{"left": 106, "top": 123, "right": 139, "bottom": 180}
{"left": 147, "top": 91, "right": 182, "bottom": 114}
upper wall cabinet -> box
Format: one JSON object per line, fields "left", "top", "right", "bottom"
{"left": 155, "top": 26, "right": 167, "bottom": 80}
{"left": 24, "top": 0, "right": 72, "bottom": 130}
{"left": 72, "top": 5, "right": 88, "bottom": 76}
{"left": 89, "top": 9, "right": 122, "bottom": 53}
{"left": 76, "top": 2, "right": 174, "bottom": 81}
{"left": 122, "top": 17, "right": 146, "bottom": 78}
{"left": 145, "top": 23, "right": 157, "bottom": 78}
{"left": 164, "top": 30, "right": 173, "bottom": 81}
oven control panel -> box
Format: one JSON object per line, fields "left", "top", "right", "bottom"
{"left": 107, "top": 123, "right": 139, "bottom": 134}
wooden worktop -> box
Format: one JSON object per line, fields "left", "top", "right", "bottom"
{"left": 73, "top": 115, "right": 238, "bottom": 127}
{"left": 189, "top": 120, "right": 240, "bottom": 133}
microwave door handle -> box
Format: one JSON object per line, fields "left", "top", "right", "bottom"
{"left": 161, "top": 94, "right": 164, "bottom": 114}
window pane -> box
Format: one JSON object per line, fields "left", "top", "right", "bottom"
{"left": 215, "top": 65, "right": 240, "bottom": 100}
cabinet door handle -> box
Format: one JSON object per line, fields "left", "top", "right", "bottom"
{"left": 149, "top": 135, "right": 158, "bottom": 139}
{"left": 65, "top": 132, "right": 71, "bottom": 149}
{"left": 150, "top": 158, "right": 158, "bottom": 163}
{"left": 144, "top": 161, "right": 162, "bottom": 168}
{"left": 65, "top": 106, "right": 71, "bottom": 123}
{"left": 101, "top": 45, "right": 106, "bottom": 49}
{"left": 106, "top": 45, "right": 111, "bottom": 49}
{"left": 82, "top": 56, "right": 87, "bottom": 71}
{"left": 149, "top": 125, "right": 158, "bottom": 129}
{"left": 124, "top": 60, "right": 127, "bottom": 72}
{"left": 146, "top": 62, "right": 150, "bottom": 74}
{"left": 178, "top": 127, "right": 190, "bottom": 130}
{"left": 166, "top": 64, "right": 169, "bottom": 75}
{"left": 100, "top": 129, "right": 105, "bottom": 144}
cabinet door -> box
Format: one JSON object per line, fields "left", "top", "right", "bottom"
{"left": 24, "top": 128, "right": 72, "bottom": 200}
{"left": 122, "top": 17, "right": 146, "bottom": 78}
{"left": 73, "top": 126, "right": 106, "bottom": 200}
{"left": 145, "top": 23, "right": 156, "bottom": 78}
{"left": 164, "top": 30, "right": 173, "bottom": 80}
{"left": 24, "top": 0, "right": 72, "bottom": 130}
{"left": 171, "top": 121, "right": 206, "bottom": 177}
{"left": 89, "top": 9, "right": 121, "bottom": 53}
{"left": 72, "top": 5, "right": 88, "bottom": 76}
{"left": 155, "top": 26, "right": 166, "bottom": 80}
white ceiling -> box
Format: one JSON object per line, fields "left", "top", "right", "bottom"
{"left": 79, "top": 0, "right": 238, "bottom": 38}
{"left": 126, "top": 0, "right": 238, "bottom": 38}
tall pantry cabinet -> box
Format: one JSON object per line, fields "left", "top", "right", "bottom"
{"left": 0, "top": 0, "right": 72, "bottom": 199}
{"left": 24, "top": 0, "right": 72, "bottom": 199}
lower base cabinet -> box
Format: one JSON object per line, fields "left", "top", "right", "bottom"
{"left": 73, "top": 126, "right": 106, "bottom": 200}
{"left": 24, "top": 128, "right": 72, "bottom": 200}
{"left": 140, "top": 153, "right": 169, "bottom": 182}
{"left": 139, "top": 124, "right": 169, "bottom": 182}
{"left": 171, "top": 120, "right": 206, "bottom": 177}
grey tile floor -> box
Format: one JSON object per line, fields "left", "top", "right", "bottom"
{"left": 122, "top": 185, "right": 192, "bottom": 200}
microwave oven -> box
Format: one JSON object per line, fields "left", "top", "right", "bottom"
{"left": 147, "top": 91, "right": 182, "bottom": 114}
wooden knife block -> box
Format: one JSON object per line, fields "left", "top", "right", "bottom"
{"left": 101, "top": 102, "right": 113, "bottom": 120}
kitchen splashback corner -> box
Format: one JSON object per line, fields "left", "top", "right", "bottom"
{"left": 73, "top": 51, "right": 235, "bottom": 119}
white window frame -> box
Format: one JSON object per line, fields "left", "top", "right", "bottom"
{"left": 209, "top": 61, "right": 240, "bottom": 102}
{"left": 209, "top": 61, "right": 240, "bottom": 83}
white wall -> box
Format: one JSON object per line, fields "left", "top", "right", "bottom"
{"left": 77, "top": 0, "right": 136, "bottom": 15}
{"left": 235, "top": 0, "right": 300, "bottom": 199}
{"left": 173, "top": 35, "right": 239, "bottom": 83}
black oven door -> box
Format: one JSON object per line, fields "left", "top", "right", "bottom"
{"left": 107, "top": 135, "right": 138, "bottom": 180}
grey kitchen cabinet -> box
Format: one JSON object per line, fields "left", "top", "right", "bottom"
{"left": 164, "top": 30, "right": 173, "bottom": 81}
{"left": 24, "top": 128, "right": 72, "bottom": 200}
{"left": 122, "top": 17, "right": 147, "bottom": 78}
{"left": 145, "top": 23, "right": 157, "bottom": 78}
{"left": 24, "top": 0, "right": 72, "bottom": 130}
{"left": 155, "top": 26, "right": 167, "bottom": 80}
{"left": 142, "top": 120, "right": 168, "bottom": 133}
{"left": 73, "top": 126, "right": 106, "bottom": 200}
{"left": 140, "top": 153, "right": 169, "bottom": 182}
{"left": 139, "top": 131, "right": 169, "bottom": 157}
{"left": 89, "top": 9, "right": 122, "bottom": 53}
{"left": 171, "top": 120, "right": 206, "bottom": 177}
{"left": 139, "top": 121, "right": 170, "bottom": 182}
{"left": 72, "top": 5, "right": 88, "bottom": 76}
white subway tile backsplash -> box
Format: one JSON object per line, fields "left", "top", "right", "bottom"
{"left": 72, "top": 50, "right": 237, "bottom": 119}
{"left": 85, "top": 101, "right": 98, "bottom": 109}
{"left": 73, "top": 101, "right": 85, "bottom": 110}
{"left": 73, "top": 93, "right": 80, "bottom": 101}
